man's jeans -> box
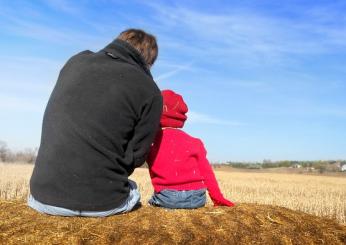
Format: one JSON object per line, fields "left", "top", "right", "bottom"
{"left": 27, "top": 180, "right": 140, "bottom": 217}
{"left": 149, "top": 189, "right": 206, "bottom": 209}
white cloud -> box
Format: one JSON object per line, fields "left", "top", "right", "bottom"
{"left": 4, "top": 18, "right": 106, "bottom": 47}
{"left": 0, "top": 3, "right": 109, "bottom": 48}
{"left": 0, "top": 94, "right": 45, "bottom": 113}
{"left": 44, "top": 0, "right": 81, "bottom": 15}
{"left": 155, "top": 62, "right": 194, "bottom": 82}
{"left": 187, "top": 111, "right": 243, "bottom": 126}
{"left": 0, "top": 56, "right": 61, "bottom": 94}
{"left": 144, "top": 2, "right": 346, "bottom": 67}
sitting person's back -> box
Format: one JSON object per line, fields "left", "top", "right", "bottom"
{"left": 147, "top": 90, "right": 235, "bottom": 209}
{"left": 149, "top": 128, "right": 207, "bottom": 192}
{"left": 28, "top": 29, "right": 162, "bottom": 217}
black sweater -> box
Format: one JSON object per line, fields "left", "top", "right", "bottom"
{"left": 30, "top": 39, "right": 162, "bottom": 211}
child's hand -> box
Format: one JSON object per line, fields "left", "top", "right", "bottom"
{"left": 211, "top": 196, "right": 235, "bottom": 207}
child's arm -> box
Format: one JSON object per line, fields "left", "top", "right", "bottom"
{"left": 197, "top": 140, "right": 235, "bottom": 207}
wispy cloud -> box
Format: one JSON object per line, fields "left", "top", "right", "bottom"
{"left": 187, "top": 111, "right": 243, "bottom": 126}
{"left": 0, "top": 56, "right": 62, "bottom": 94}
{"left": 0, "top": 94, "right": 45, "bottom": 113}
{"left": 44, "top": 0, "right": 81, "bottom": 15}
{"left": 228, "top": 80, "right": 271, "bottom": 90}
{"left": 0, "top": 2, "right": 109, "bottom": 48}
{"left": 40, "top": 0, "right": 119, "bottom": 33}
{"left": 256, "top": 97, "right": 346, "bottom": 118}
{"left": 2, "top": 17, "right": 106, "bottom": 48}
{"left": 155, "top": 62, "right": 194, "bottom": 82}
{"left": 144, "top": 2, "right": 346, "bottom": 67}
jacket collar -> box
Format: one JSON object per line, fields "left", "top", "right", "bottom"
{"left": 102, "top": 39, "right": 152, "bottom": 78}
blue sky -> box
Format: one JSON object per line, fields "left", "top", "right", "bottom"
{"left": 0, "top": 0, "right": 345, "bottom": 162}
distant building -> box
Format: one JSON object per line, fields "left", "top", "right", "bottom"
{"left": 293, "top": 164, "right": 302, "bottom": 168}
{"left": 327, "top": 162, "right": 342, "bottom": 172}
{"left": 335, "top": 161, "right": 342, "bottom": 168}
{"left": 341, "top": 164, "right": 346, "bottom": 172}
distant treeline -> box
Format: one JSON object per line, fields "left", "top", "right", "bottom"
{"left": 1, "top": 139, "right": 345, "bottom": 170}
{"left": 225, "top": 160, "right": 346, "bottom": 172}
{"left": 0, "top": 141, "right": 37, "bottom": 164}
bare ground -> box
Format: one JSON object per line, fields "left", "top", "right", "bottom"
{"left": 0, "top": 200, "right": 345, "bottom": 245}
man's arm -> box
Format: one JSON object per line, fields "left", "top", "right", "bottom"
{"left": 131, "top": 94, "right": 162, "bottom": 168}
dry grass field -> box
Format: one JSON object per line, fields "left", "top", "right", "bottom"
{"left": 1, "top": 163, "right": 345, "bottom": 223}
{"left": 0, "top": 163, "right": 33, "bottom": 201}
{"left": 1, "top": 200, "right": 345, "bottom": 244}
{"left": 0, "top": 162, "right": 346, "bottom": 244}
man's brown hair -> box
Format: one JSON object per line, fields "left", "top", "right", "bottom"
{"left": 117, "top": 29, "right": 158, "bottom": 67}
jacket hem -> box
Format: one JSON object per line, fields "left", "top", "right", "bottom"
{"left": 30, "top": 191, "right": 129, "bottom": 212}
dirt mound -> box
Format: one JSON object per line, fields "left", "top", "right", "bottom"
{"left": 0, "top": 200, "right": 345, "bottom": 245}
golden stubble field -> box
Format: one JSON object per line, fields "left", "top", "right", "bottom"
{"left": 0, "top": 163, "right": 345, "bottom": 224}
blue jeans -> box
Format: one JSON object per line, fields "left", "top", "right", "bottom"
{"left": 27, "top": 180, "right": 140, "bottom": 217}
{"left": 149, "top": 189, "right": 206, "bottom": 209}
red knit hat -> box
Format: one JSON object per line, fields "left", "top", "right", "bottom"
{"left": 160, "top": 90, "right": 188, "bottom": 128}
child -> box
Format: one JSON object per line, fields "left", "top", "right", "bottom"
{"left": 147, "top": 90, "right": 235, "bottom": 209}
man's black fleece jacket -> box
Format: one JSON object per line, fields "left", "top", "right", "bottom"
{"left": 30, "top": 39, "right": 162, "bottom": 211}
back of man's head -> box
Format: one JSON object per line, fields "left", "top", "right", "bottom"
{"left": 117, "top": 29, "right": 158, "bottom": 68}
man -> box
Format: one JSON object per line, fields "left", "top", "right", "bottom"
{"left": 28, "top": 29, "right": 162, "bottom": 216}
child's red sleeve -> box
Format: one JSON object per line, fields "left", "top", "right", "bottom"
{"left": 197, "top": 140, "right": 235, "bottom": 207}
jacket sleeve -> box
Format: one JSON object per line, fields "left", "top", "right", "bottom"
{"left": 197, "top": 140, "right": 235, "bottom": 207}
{"left": 131, "top": 94, "right": 162, "bottom": 169}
